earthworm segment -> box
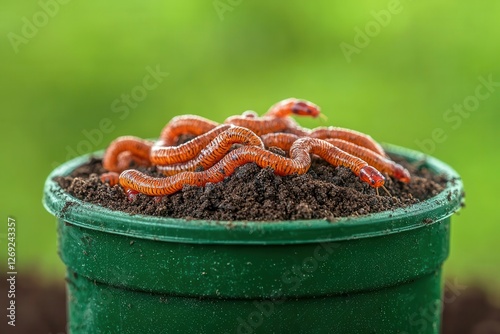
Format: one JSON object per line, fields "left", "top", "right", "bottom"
{"left": 157, "top": 126, "right": 264, "bottom": 176}
{"left": 310, "top": 127, "right": 387, "bottom": 157}
{"left": 120, "top": 138, "right": 384, "bottom": 196}
{"left": 151, "top": 124, "right": 233, "bottom": 165}
{"left": 262, "top": 133, "right": 410, "bottom": 183}
{"left": 102, "top": 136, "right": 153, "bottom": 172}
{"left": 159, "top": 115, "right": 218, "bottom": 146}
{"left": 98, "top": 98, "right": 408, "bottom": 196}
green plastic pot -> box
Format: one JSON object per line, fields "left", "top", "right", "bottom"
{"left": 43, "top": 145, "right": 463, "bottom": 334}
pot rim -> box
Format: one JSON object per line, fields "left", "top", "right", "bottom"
{"left": 43, "top": 144, "right": 464, "bottom": 245}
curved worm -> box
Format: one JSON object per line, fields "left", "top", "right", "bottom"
{"left": 159, "top": 115, "right": 219, "bottom": 146}
{"left": 158, "top": 99, "right": 320, "bottom": 144}
{"left": 151, "top": 124, "right": 232, "bottom": 165}
{"left": 290, "top": 138, "right": 385, "bottom": 187}
{"left": 102, "top": 136, "right": 153, "bottom": 172}
{"left": 261, "top": 133, "right": 410, "bottom": 183}
{"left": 115, "top": 151, "right": 151, "bottom": 171}
{"left": 157, "top": 126, "right": 264, "bottom": 176}
{"left": 225, "top": 115, "right": 315, "bottom": 136}
{"left": 223, "top": 115, "right": 293, "bottom": 136}
{"left": 325, "top": 139, "right": 410, "bottom": 183}
{"left": 119, "top": 138, "right": 385, "bottom": 196}
{"left": 310, "top": 127, "right": 387, "bottom": 157}
{"left": 265, "top": 98, "right": 321, "bottom": 118}
{"left": 223, "top": 98, "right": 321, "bottom": 136}
{"left": 261, "top": 133, "right": 299, "bottom": 150}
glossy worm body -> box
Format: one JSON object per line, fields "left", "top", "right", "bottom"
{"left": 151, "top": 124, "right": 232, "bottom": 165}
{"left": 158, "top": 99, "right": 320, "bottom": 146}
{"left": 289, "top": 138, "right": 385, "bottom": 187}
{"left": 116, "top": 152, "right": 151, "bottom": 172}
{"left": 119, "top": 137, "right": 385, "bottom": 196}
{"left": 158, "top": 99, "right": 320, "bottom": 145}
{"left": 157, "top": 126, "right": 264, "bottom": 176}
{"left": 223, "top": 116, "right": 293, "bottom": 136}
{"left": 264, "top": 98, "right": 321, "bottom": 118}
{"left": 102, "top": 136, "right": 153, "bottom": 172}
{"left": 159, "top": 115, "right": 218, "bottom": 146}
{"left": 103, "top": 98, "right": 396, "bottom": 196}
{"left": 225, "top": 98, "right": 321, "bottom": 136}
{"left": 262, "top": 133, "right": 410, "bottom": 183}
{"left": 325, "top": 139, "right": 410, "bottom": 183}
{"left": 261, "top": 133, "right": 299, "bottom": 150}
{"left": 310, "top": 127, "right": 387, "bottom": 157}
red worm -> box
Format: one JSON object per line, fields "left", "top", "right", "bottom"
{"left": 100, "top": 172, "right": 120, "bottom": 186}
{"left": 325, "top": 139, "right": 410, "bottom": 183}
{"left": 115, "top": 152, "right": 151, "bottom": 171}
{"left": 288, "top": 137, "right": 384, "bottom": 187}
{"left": 158, "top": 99, "right": 319, "bottom": 144}
{"left": 261, "top": 133, "right": 298, "bottom": 150}
{"left": 265, "top": 98, "right": 321, "bottom": 118}
{"left": 119, "top": 138, "right": 385, "bottom": 196}
{"left": 262, "top": 133, "right": 410, "bottom": 182}
{"left": 157, "top": 126, "right": 264, "bottom": 176}
{"left": 158, "top": 115, "right": 219, "bottom": 146}
{"left": 310, "top": 127, "right": 387, "bottom": 157}
{"left": 223, "top": 116, "right": 295, "bottom": 136}
{"left": 151, "top": 124, "right": 232, "bottom": 165}
{"left": 224, "top": 98, "right": 321, "bottom": 136}
{"left": 102, "top": 136, "right": 153, "bottom": 172}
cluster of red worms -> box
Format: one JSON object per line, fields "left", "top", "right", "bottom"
{"left": 100, "top": 98, "right": 411, "bottom": 199}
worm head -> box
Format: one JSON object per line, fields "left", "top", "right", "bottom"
{"left": 359, "top": 166, "right": 385, "bottom": 188}
{"left": 289, "top": 99, "right": 321, "bottom": 118}
{"left": 270, "top": 98, "right": 321, "bottom": 118}
{"left": 392, "top": 164, "right": 411, "bottom": 183}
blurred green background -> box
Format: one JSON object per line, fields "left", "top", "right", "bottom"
{"left": 0, "top": 0, "right": 498, "bottom": 290}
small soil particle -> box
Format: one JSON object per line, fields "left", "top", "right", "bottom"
{"left": 423, "top": 218, "right": 434, "bottom": 224}
{"left": 54, "top": 152, "right": 448, "bottom": 221}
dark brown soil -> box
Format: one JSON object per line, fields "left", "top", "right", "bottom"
{"left": 54, "top": 152, "right": 450, "bottom": 221}
{"left": 2, "top": 273, "right": 498, "bottom": 334}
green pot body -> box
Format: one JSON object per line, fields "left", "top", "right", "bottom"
{"left": 43, "top": 145, "right": 464, "bottom": 334}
